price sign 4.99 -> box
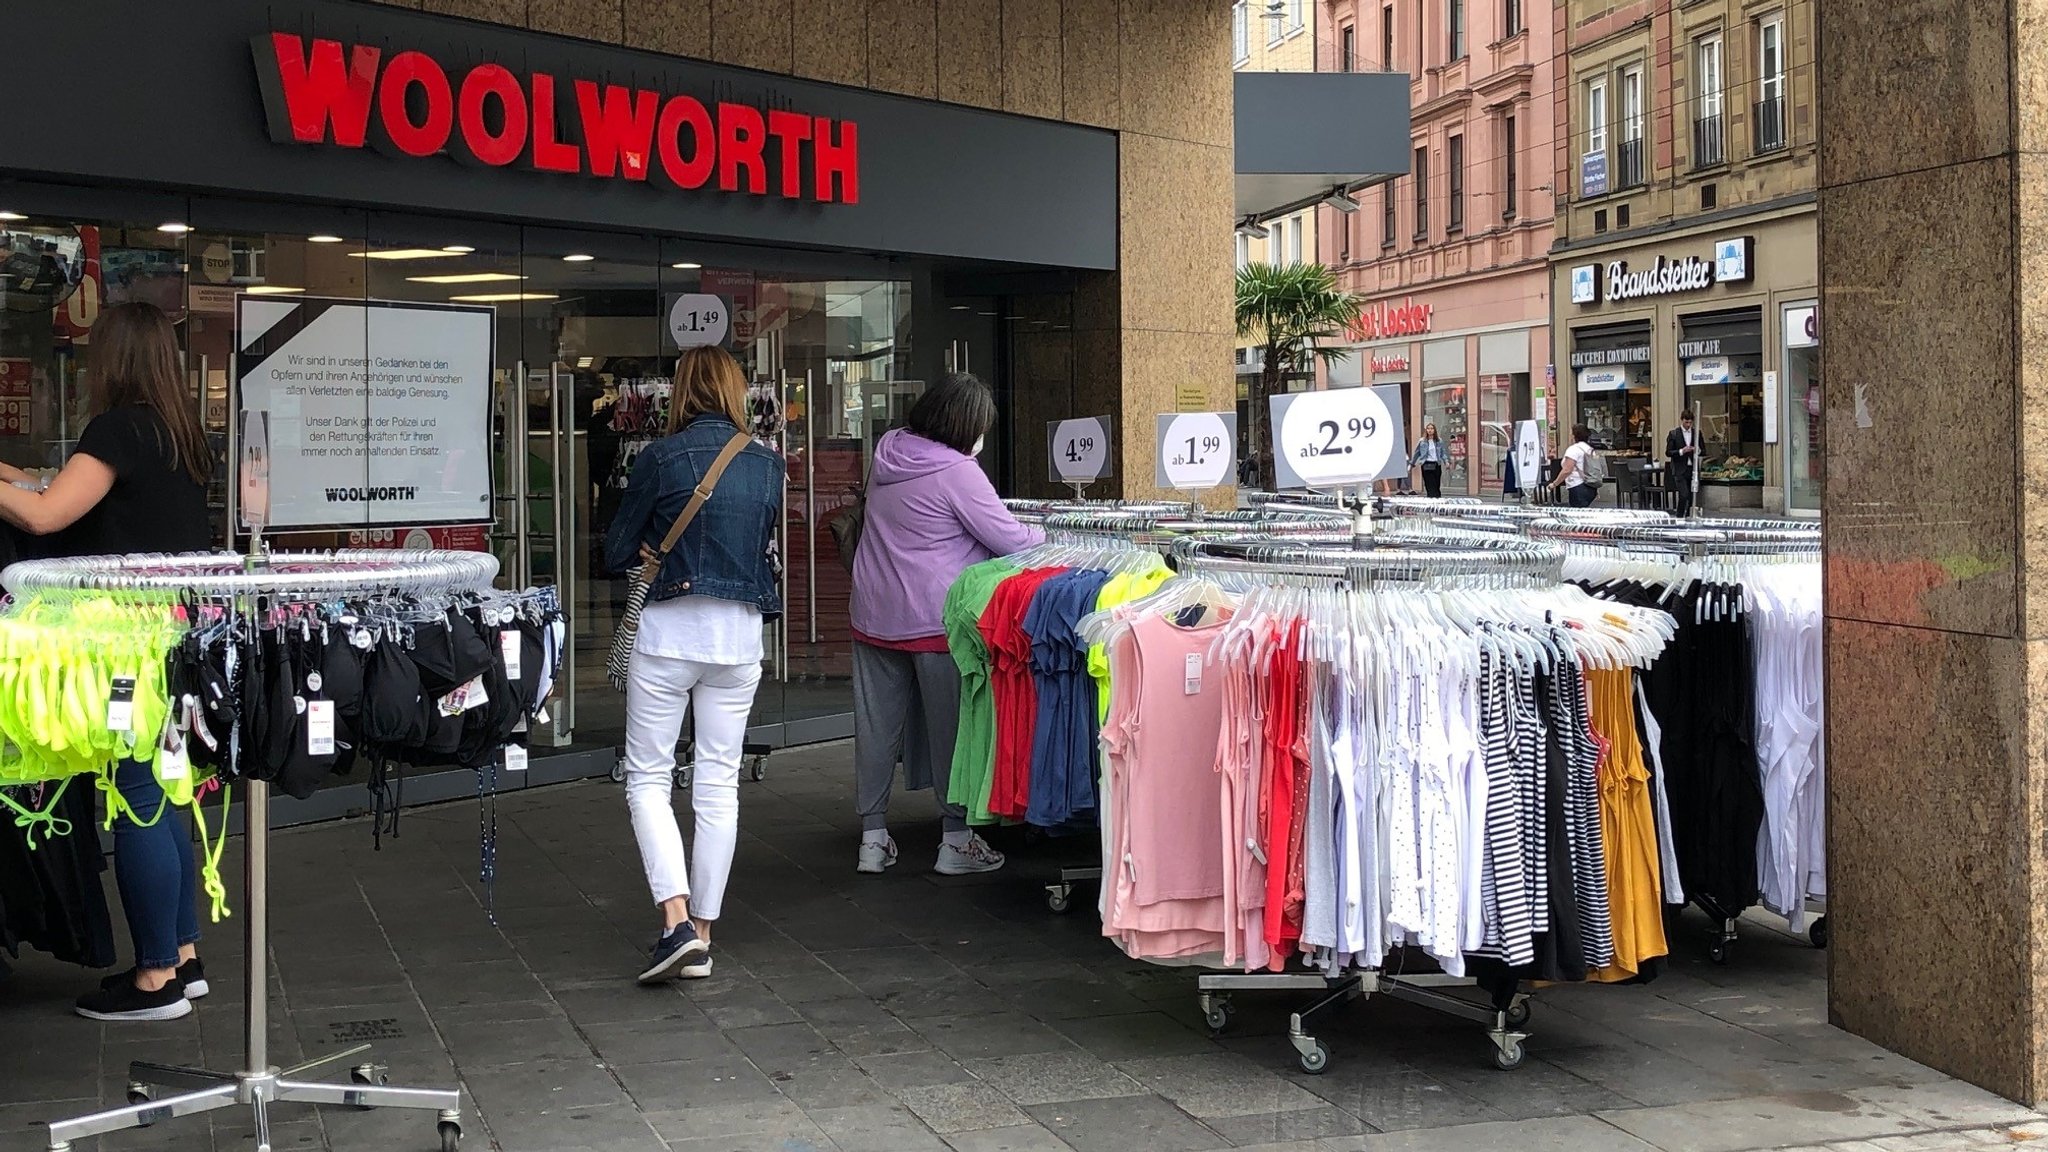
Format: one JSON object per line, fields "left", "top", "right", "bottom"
{"left": 1154, "top": 411, "right": 1237, "bottom": 490}
{"left": 1048, "top": 416, "right": 1113, "bottom": 485}
{"left": 1269, "top": 385, "right": 1407, "bottom": 489}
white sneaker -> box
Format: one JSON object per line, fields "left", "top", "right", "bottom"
{"left": 857, "top": 837, "right": 900, "bottom": 874}
{"left": 935, "top": 835, "right": 1006, "bottom": 876}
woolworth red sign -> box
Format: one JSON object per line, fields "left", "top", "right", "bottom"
{"left": 252, "top": 32, "right": 861, "bottom": 203}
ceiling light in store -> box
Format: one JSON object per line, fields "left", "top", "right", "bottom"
{"left": 562, "top": 253, "right": 595, "bottom": 262}
{"left": 670, "top": 261, "right": 701, "bottom": 270}
{"left": 0, "top": 212, "right": 26, "bottom": 222}
{"left": 950, "top": 305, "right": 970, "bottom": 311}
{"left": 448, "top": 292, "right": 559, "bottom": 303}
{"left": 244, "top": 285, "right": 306, "bottom": 295}
{"left": 406, "top": 272, "right": 524, "bottom": 285}
{"left": 307, "top": 234, "right": 346, "bottom": 244}
{"left": 347, "top": 248, "right": 456, "bottom": 260}
{"left": 441, "top": 245, "right": 476, "bottom": 254}
{"left": 158, "top": 222, "right": 193, "bottom": 234}
{"left": 576, "top": 357, "right": 595, "bottom": 368}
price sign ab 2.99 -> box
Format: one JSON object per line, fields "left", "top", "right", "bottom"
{"left": 1048, "top": 416, "right": 1112, "bottom": 486}
{"left": 1268, "top": 385, "right": 1407, "bottom": 489}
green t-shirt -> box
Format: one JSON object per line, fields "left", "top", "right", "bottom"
{"left": 944, "top": 559, "right": 1019, "bottom": 824}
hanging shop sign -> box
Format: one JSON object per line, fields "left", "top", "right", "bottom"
{"left": 1786, "top": 305, "right": 1819, "bottom": 348}
{"left": 1581, "top": 236, "right": 1756, "bottom": 305}
{"left": 236, "top": 295, "right": 495, "bottom": 529}
{"left": 1349, "top": 298, "right": 1432, "bottom": 342}
{"left": 253, "top": 32, "right": 861, "bottom": 203}
{"left": 1369, "top": 352, "right": 1411, "bottom": 375}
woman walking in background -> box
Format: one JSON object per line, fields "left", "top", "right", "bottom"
{"left": 1410, "top": 423, "right": 1448, "bottom": 497}
{"left": 848, "top": 373, "right": 1041, "bottom": 876}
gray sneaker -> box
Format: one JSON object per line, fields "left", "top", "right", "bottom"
{"left": 857, "top": 837, "right": 899, "bottom": 874}
{"left": 935, "top": 835, "right": 1006, "bottom": 876}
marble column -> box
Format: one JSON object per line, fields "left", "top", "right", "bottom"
{"left": 1819, "top": 0, "right": 2048, "bottom": 1105}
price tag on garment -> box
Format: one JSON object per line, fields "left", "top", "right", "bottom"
{"left": 106, "top": 676, "right": 137, "bottom": 733}
{"left": 500, "top": 630, "right": 522, "bottom": 680}
{"left": 1268, "top": 384, "right": 1408, "bottom": 490}
{"left": 1048, "top": 416, "right": 1112, "bottom": 484}
{"left": 1184, "top": 652, "right": 1203, "bottom": 695}
{"left": 437, "top": 675, "right": 490, "bottom": 717}
{"left": 1153, "top": 412, "right": 1237, "bottom": 491}
{"left": 306, "top": 700, "right": 336, "bottom": 756}
{"left": 503, "top": 744, "right": 528, "bottom": 773}
{"left": 157, "top": 723, "right": 190, "bottom": 782}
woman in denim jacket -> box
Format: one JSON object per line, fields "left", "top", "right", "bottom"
{"left": 603, "top": 346, "right": 782, "bottom": 984}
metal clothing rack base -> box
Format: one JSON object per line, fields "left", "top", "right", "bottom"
{"left": 1044, "top": 866, "right": 1100, "bottom": 913}
{"left": 23, "top": 550, "right": 493, "bottom": 1152}
{"left": 46, "top": 778, "right": 464, "bottom": 1152}
{"left": 1196, "top": 970, "right": 1531, "bottom": 1074}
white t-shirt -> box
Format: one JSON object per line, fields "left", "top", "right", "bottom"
{"left": 1563, "top": 441, "right": 1593, "bottom": 488}
{"left": 635, "top": 594, "right": 764, "bottom": 665}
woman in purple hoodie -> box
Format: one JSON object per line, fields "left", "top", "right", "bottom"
{"left": 849, "top": 373, "right": 1043, "bottom": 875}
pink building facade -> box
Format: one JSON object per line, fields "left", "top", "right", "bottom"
{"left": 1318, "top": 0, "right": 1557, "bottom": 495}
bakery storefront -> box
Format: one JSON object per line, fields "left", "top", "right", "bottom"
{"left": 1551, "top": 208, "right": 1816, "bottom": 513}
{"left": 0, "top": 0, "right": 1116, "bottom": 806}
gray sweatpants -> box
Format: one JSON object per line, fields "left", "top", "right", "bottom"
{"left": 852, "top": 641, "right": 967, "bottom": 835}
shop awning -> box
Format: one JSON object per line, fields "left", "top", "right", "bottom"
{"left": 1235, "top": 72, "right": 1412, "bottom": 220}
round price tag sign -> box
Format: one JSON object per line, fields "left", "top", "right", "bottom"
{"left": 669, "top": 293, "right": 730, "bottom": 349}
{"left": 1155, "top": 412, "right": 1235, "bottom": 490}
{"left": 1049, "top": 417, "right": 1111, "bottom": 483}
{"left": 1272, "top": 388, "right": 1399, "bottom": 487}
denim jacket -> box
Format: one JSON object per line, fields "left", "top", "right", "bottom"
{"left": 602, "top": 414, "right": 784, "bottom": 617}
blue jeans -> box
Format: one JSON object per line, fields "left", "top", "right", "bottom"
{"left": 111, "top": 760, "right": 200, "bottom": 970}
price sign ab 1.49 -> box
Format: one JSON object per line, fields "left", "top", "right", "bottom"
{"left": 1048, "top": 416, "right": 1112, "bottom": 485}
{"left": 1153, "top": 411, "right": 1236, "bottom": 490}
{"left": 1268, "top": 385, "right": 1407, "bottom": 489}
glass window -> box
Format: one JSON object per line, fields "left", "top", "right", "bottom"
{"left": 1414, "top": 146, "right": 1429, "bottom": 239}
{"left": 1236, "top": 231, "right": 1249, "bottom": 269}
{"left": 1505, "top": 114, "right": 1519, "bottom": 219}
{"left": 1290, "top": 0, "right": 1305, "bottom": 32}
{"left": 1784, "top": 302, "right": 1820, "bottom": 512}
{"left": 1586, "top": 78, "right": 1609, "bottom": 157}
{"left": 1383, "top": 184, "right": 1398, "bottom": 248}
{"left": 1758, "top": 17, "right": 1786, "bottom": 150}
{"left": 1269, "top": 218, "right": 1287, "bottom": 265}
{"left": 1422, "top": 379, "right": 1468, "bottom": 493}
{"left": 1341, "top": 24, "right": 1356, "bottom": 70}
{"left": 1234, "top": 2, "right": 1249, "bottom": 61}
{"left": 1505, "top": 0, "right": 1523, "bottom": 37}
{"left": 1696, "top": 35, "right": 1725, "bottom": 166}
{"left": 1288, "top": 214, "right": 1303, "bottom": 264}
{"left": 1449, "top": 0, "right": 1466, "bottom": 59}
{"left": 1619, "top": 65, "right": 1645, "bottom": 187}
{"left": 1448, "top": 135, "right": 1465, "bottom": 233}
{"left": 1478, "top": 373, "right": 1522, "bottom": 494}
{"left": 1383, "top": 4, "right": 1396, "bottom": 68}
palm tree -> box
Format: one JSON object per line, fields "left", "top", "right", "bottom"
{"left": 1234, "top": 261, "right": 1365, "bottom": 489}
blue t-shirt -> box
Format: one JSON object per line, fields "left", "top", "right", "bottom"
{"left": 1022, "top": 568, "right": 1112, "bottom": 827}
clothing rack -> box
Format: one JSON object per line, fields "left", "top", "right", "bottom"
{"left": 18, "top": 549, "right": 499, "bottom": 1152}
{"left": 1117, "top": 533, "right": 1613, "bottom": 1074}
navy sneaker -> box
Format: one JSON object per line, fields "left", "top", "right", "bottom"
{"left": 637, "top": 923, "right": 709, "bottom": 984}
{"left": 101, "top": 958, "right": 207, "bottom": 1000}
{"left": 75, "top": 980, "right": 191, "bottom": 1022}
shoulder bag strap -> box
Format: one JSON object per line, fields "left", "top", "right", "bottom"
{"left": 640, "top": 433, "right": 753, "bottom": 580}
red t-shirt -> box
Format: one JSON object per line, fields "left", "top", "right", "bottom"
{"left": 980, "top": 567, "right": 1066, "bottom": 820}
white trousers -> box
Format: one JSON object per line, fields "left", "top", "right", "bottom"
{"left": 623, "top": 653, "right": 762, "bottom": 920}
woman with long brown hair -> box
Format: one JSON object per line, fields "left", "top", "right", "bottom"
{"left": 602, "top": 345, "right": 782, "bottom": 983}
{"left": 0, "top": 301, "right": 215, "bottom": 1020}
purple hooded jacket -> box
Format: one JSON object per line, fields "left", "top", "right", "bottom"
{"left": 849, "top": 429, "right": 1044, "bottom": 642}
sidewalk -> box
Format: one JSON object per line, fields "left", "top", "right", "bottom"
{"left": 0, "top": 741, "right": 2028, "bottom": 1152}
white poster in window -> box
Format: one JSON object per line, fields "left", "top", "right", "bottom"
{"left": 1763, "top": 369, "right": 1779, "bottom": 444}
{"left": 235, "top": 296, "right": 494, "bottom": 530}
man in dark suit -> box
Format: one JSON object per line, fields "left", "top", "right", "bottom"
{"left": 1666, "top": 409, "right": 1700, "bottom": 517}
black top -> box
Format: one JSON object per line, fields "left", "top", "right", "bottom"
{"left": 56, "top": 404, "right": 210, "bottom": 557}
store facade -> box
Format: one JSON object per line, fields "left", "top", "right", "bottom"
{"left": 1334, "top": 276, "right": 1550, "bottom": 497}
{"left": 0, "top": 0, "right": 1218, "bottom": 812}
{"left": 1549, "top": 205, "right": 1818, "bottom": 514}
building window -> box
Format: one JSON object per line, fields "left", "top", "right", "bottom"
{"left": 1269, "top": 217, "right": 1287, "bottom": 264}
{"left": 1414, "top": 145, "right": 1429, "bottom": 239}
{"left": 1504, "top": 0, "right": 1523, "bottom": 37}
{"left": 1756, "top": 16, "right": 1787, "bottom": 152}
{"left": 1449, "top": 0, "right": 1466, "bottom": 59}
{"left": 1582, "top": 77, "right": 1608, "bottom": 196}
{"left": 1618, "top": 64, "right": 1645, "bottom": 188}
{"left": 1382, "top": 4, "right": 1396, "bottom": 69}
{"left": 1289, "top": 214, "right": 1304, "bottom": 263}
{"left": 1236, "top": 231, "right": 1250, "bottom": 269}
{"left": 1341, "top": 24, "right": 1356, "bottom": 71}
{"left": 1382, "top": 185, "right": 1398, "bottom": 249}
{"left": 1289, "top": 0, "right": 1305, "bottom": 33}
{"left": 1694, "top": 34, "right": 1725, "bottom": 167}
{"left": 1233, "top": 1, "right": 1249, "bottom": 62}
{"left": 1504, "top": 113, "right": 1518, "bottom": 220}
{"left": 1448, "top": 134, "right": 1465, "bottom": 233}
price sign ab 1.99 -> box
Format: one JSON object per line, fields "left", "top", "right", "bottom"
{"left": 1153, "top": 411, "right": 1236, "bottom": 490}
{"left": 1048, "top": 416, "right": 1112, "bottom": 485}
{"left": 1268, "top": 385, "right": 1407, "bottom": 489}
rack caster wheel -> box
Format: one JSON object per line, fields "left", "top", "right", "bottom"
{"left": 1297, "top": 1040, "right": 1331, "bottom": 1075}
{"left": 1808, "top": 916, "right": 1829, "bottom": 949}
{"left": 126, "top": 1083, "right": 155, "bottom": 1126}
{"left": 1709, "top": 940, "right": 1730, "bottom": 965}
{"left": 349, "top": 1063, "right": 388, "bottom": 1109}
{"left": 1202, "top": 998, "right": 1233, "bottom": 1034}
{"left": 1492, "top": 1041, "right": 1525, "bottom": 1071}
{"left": 609, "top": 757, "right": 625, "bottom": 783}
{"left": 1046, "top": 886, "right": 1072, "bottom": 914}
{"left": 1504, "top": 999, "right": 1531, "bottom": 1028}
{"left": 749, "top": 757, "right": 766, "bottom": 782}
{"left": 438, "top": 1119, "right": 463, "bottom": 1152}
{"left": 674, "top": 766, "right": 692, "bottom": 790}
